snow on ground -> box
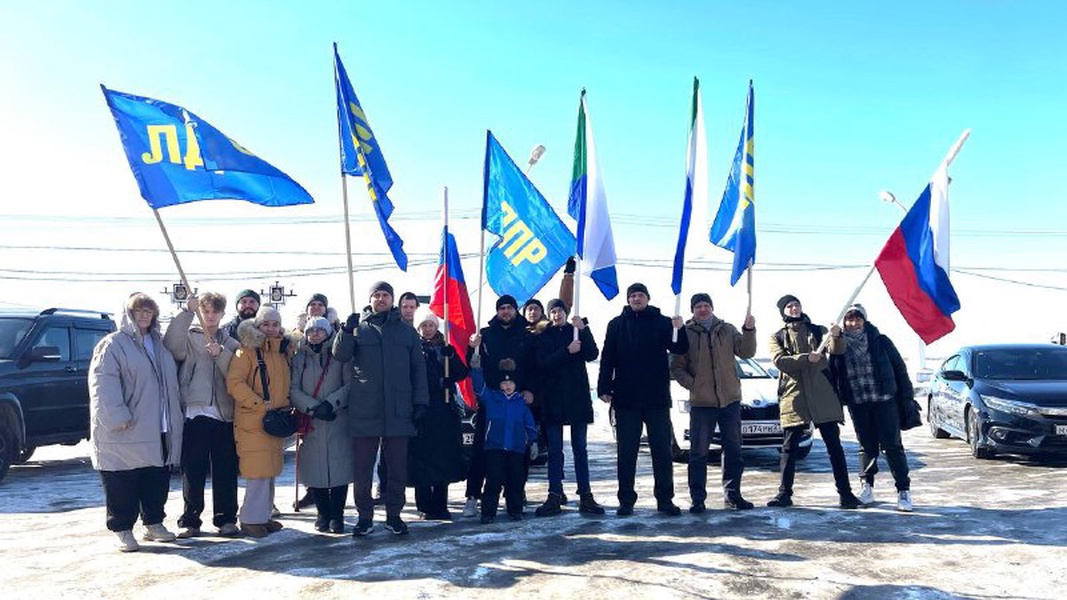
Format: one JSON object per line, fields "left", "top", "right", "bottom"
{"left": 2, "top": 410, "right": 1066, "bottom": 599}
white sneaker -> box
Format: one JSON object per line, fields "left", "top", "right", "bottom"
{"left": 859, "top": 480, "right": 875, "bottom": 505}
{"left": 143, "top": 523, "right": 177, "bottom": 542}
{"left": 115, "top": 530, "right": 140, "bottom": 552}
{"left": 897, "top": 490, "right": 913, "bottom": 512}
{"left": 462, "top": 497, "right": 479, "bottom": 518}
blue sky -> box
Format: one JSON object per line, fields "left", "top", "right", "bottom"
{"left": 1, "top": 1, "right": 1065, "bottom": 357}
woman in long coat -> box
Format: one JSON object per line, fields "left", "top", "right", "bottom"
{"left": 227, "top": 306, "right": 294, "bottom": 537}
{"left": 290, "top": 316, "right": 353, "bottom": 533}
{"left": 89, "top": 293, "right": 183, "bottom": 552}
{"left": 407, "top": 309, "right": 468, "bottom": 520}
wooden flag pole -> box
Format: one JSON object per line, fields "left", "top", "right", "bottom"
{"left": 340, "top": 175, "right": 357, "bottom": 315}
{"left": 151, "top": 209, "right": 206, "bottom": 331}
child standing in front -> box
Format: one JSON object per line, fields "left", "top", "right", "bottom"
{"left": 470, "top": 355, "right": 538, "bottom": 524}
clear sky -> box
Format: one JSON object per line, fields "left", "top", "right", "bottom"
{"left": 2, "top": 1, "right": 1065, "bottom": 363}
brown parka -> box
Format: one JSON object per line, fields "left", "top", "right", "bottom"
{"left": 670, "top": 316, "right": 757, "bottom": 408}
{"left": 770, "top": 316, "right": 845, "bottom": 428}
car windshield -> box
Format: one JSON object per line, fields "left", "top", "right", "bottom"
{"left": 736, "top": 357, "right": 772, "bottom": 379}
{"left": 0, "top": 318, "right": 34, "bottom": 359}
{"left": 973, "top": 348, "right": 1067, "bottom": 381}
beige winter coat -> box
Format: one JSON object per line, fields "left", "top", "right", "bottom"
{"left": 227, "top": 320, "right": 294, "bottom": 479}
{"left": 670, "top": 317, "right": 757, "bottom": 408}
{"left": 163, "top": 309, "right": 240, "bottom": 421}
{"left": 770, "top": 317, "right": 845, "bottom": 428}
{"left": 89, "top": 310, "right": 183, "bottom": 471}
{"left": 290, "top": 338, "right": 354, "bottom": 488}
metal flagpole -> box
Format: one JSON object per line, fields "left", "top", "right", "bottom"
{"left": 442, "top": 186, "right": 451, "bottom": 399}
{"left": 572, "top": 258, "right": 582, "bottom": 342}
{"left": 150, "top": 209, "right": 206, "bottom": 331}
{"left": 746, "top": 260, "right": 754, "bottom": 317}
{"left": 672, "top": 295, "right": 681, "bottom": 343}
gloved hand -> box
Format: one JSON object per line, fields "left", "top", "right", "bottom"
{"left": 412, "top": 404, "right": 427, "bottom": 423}
{"left": 312, "top": 401, "right": 336, "bottom": 421}
{"left": 564, "top": 256, "right": 577, "bottom": 274}
{"left": 441, "top": 344, "right": 456, "bottom": 358}
{"left": 343, "top": 313, "right": 360, "bottom": 333}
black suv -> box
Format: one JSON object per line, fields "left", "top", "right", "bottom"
{"left": 0, "top": 308, "right": 116, "bottom": 481}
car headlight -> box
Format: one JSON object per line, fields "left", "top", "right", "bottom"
{"left": 981, "top": 395, "right": 1039, "bottom": 417}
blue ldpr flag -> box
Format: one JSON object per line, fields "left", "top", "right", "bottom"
{"left": 102, "top": 86, "right": 314, "bottom": 209}
{"left": 710, "top": 81, "right": 756, "bottom": 286}
{"left": 334, "top": 43, "right": 407, "bottom": 271}
{"left": 482, "top": 130, "right": 576, "bottom": 304}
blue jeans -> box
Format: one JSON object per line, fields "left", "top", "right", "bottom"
{"left": 688, "top": 403, "right": 744, "bottom": 504}
{"left": 545, "top": 422, "right": 591, "bottom": 496}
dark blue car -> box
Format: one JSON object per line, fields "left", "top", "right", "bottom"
{"left": 927, "top": 344, "right": 1067, "bottom": 459}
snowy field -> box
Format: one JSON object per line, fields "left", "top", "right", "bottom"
{"left": 2, "top": 407, "right": 1066, "bottom": 600}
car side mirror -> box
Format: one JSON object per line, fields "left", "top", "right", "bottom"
{"left": 941, "top": 369, "right": 968, "bottom": 383}
{"left": 28, "top": 345, "right": 62, "bottom": 363}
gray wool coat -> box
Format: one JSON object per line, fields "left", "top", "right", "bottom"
{"left": 290, "top": 338, "right": 354, "bottom": 487}
{"left": 89, "top": 309, "right": 183, "bottom": 471}
{"left": 332, "top": 307, "right": 428, "bottom": 438}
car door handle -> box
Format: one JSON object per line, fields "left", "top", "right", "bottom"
{"left": 65, "top": 366, "right": 78, "bottom": 373}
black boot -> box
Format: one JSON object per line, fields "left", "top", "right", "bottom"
{"left": 578, "top": 492, "right": 605, "bottom": 515}
{"left": 767, "top": 494, "right": 793, "bottom": 508}
{"left": 839, "top": 491, "right": 864, "bottom": 509}
{"left": 329, "top": 485, "right": 348, "bottom": 533}
{"left": 535, "top": 492, "right": 563, "bottom": 517}
{"left": 312, "top": 488, "right": 330, "bottom": 532}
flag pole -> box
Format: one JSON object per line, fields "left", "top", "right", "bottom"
{"left": 442, "top": 186, "right": 451, "bottom": 394}
{"left": 476, "top": 229, "right": 486, "bottom": 331}
{"left": 340, "top": 175, "right": 356, "bottom": 315}
{"left": 572, "top": 258, "right": 582, "bottom": 341}
{"left": 745, "top": 260, "right": 754, "bottom": 317}
{"left": 150, "top": 209, "right": 206, "bottom": 331}
{"left": 672, "top": 295, "right": 682, "bottom": 343}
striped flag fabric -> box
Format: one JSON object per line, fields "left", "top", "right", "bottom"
{"left": 710, "top": 80, "right": 756, "bottom": 286}
{"left": 671, "top": 77, "right": 708, "bottom": 295}
{"left": 430, "top": 227, "right": 476, "bottom": 408}
{"left": 567, "top": 90, "right": 619, "bottom": 300}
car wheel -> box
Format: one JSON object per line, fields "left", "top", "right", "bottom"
{"left": 966, "top": 407, "right": 995, "bottom": 460}
{"left": 794, "top": 444, "right": 812, "bottom": 460}
{"left": 928, "top": 399, "right": 950, "bottom": 439}
{"left": 0, "top": 416, "right": 17, "bottom": 482}
{"left": 16, "top": 445, "right": 36, "bottom": 464}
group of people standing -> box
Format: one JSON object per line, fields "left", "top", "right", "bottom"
{"left": 87, "top": 276, "right": 915, "bottom": 552}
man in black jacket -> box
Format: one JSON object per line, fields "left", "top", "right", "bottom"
{"left": 464, "top": 294, "right": 533, "bottom": 517}
{"left": 598, "top": 283, "right": 688, "bottom": 516}
{"left": 830, "top": 304, "right": 914, "bottom": 512}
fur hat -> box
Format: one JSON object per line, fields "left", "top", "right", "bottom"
{"left": 496, "top": 358, "right": 520, "bottom": 388}
{"left": 777, "top": 294, "right": 800, "bottom": 317}
{"left": 546, "top": 298, "right": 567, "bottom": 314}
{"left": 414, "top": 307, "right": 440, "bottom": 330}
{"left": 368, "top": 281, "right": 394, "bottom": 298}
{"left": 626, "top": 283, "right": 650, "bottom": 298}
{"left": 304, "top": 316, "right": 333, "bottom": 336}
{"left": 496, "top": 295, "right": 518, "bottom": 310}
{"left": 690, "top": 293, "right": 713, "bottom": 310}
{"left": 253, "top": 306, "right": 282, "bottom": 327}
{"left": 844, "top": 303, "right": 867, "bottom": 321}
{"left": 306, "top": 293, "right": 328, "bottom": 309}
{"left": 235, "top": 289, "right": 261, "bottom": 308}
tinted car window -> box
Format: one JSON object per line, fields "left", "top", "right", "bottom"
{"left": 0, "top": 317, "right": 33, "bottom": 359}
{"left": 940, "top": 355, "right": 962, "bottom": 373}
{"left": 736, "top": 357, "right": 772, "bottom": 379}
{"left": 32, "top": 326, "right": 71, "bottom": 361}
{"left": 974, "top": 348, "right": 1067, "bottom": 380}
{"left": 74, "top": 328, "right": 109, "bottom": 361}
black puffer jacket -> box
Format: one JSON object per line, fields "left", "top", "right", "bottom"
{"left": 829, "top": 322, "right": 913, "bottom": 405}
{"left": 467, "top": 314, "right": 531, "bottom": 391}
{"left": 536, "top": 321, "right": 599, "bottom": 425}
{"left": 597, "top": 305, "right": 689, "bottom": 409}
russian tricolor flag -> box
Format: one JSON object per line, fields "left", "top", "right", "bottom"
{"left": 430, "top": 228, "right": 477, "bottom": 408}
{"left": 874, "top": 161, "right": 961, "bottom": 344}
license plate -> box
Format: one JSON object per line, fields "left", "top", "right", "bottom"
{"left": 462, "top": 433, "right": 474, "bottom": 446}
{"left": 742, "top": 422, "right": 782, "bottom": 435}
{"left": 1056, "top": 425, "right": 1067, "bottom": 436}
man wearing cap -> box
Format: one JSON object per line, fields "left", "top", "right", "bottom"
{"left": 670, "top": 293, "right": 757, "bottom": 514}
{"left": 463, "top": 294, "right": 534, "bottom": 517}
{"left": 829, "top": 304, "right": 915, "bottom": 512}
{"left": 598, "top": 283, "right": 688, "bottom": 516}
{"left": 223, "top": 289, "right": 261, "bottom": 341}
{"left": 334, "top": 281, "right": 429, "bottom": 537}
{"left": 768, "top": 294, "right": 863, "bottom": 509}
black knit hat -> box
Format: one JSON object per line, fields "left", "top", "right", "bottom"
{"left": 690, "top": 293, "right": 713, "bottom": 310}
{"left": 306, "top": 293, "right": 328, "bottom": 309}
{"left": 235, "top": 289, "right": 261, "bottom": 308}
{"left": 496, "top": 295, "right": 518, "bottom": 310}
{"left": 777, "top": 294, "right": 800, "bottom": 317}
{"left": 522, "top": 298, "right": 544, "bottom": 313}
{"left": 626, "top": 283, "right": 650, "bottom": 299}
{"left": 368, "top": 281, "right": 394, "bottom": 298}
{"left": 546, "top": 298, "right": 567, "bottom": 314}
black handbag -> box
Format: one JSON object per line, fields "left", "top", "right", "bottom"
{"left": 257, "top": 349, "right": 297, "bottom": 438}
{"left": 898, "top": 396, "right": 923, "bottom": 431}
